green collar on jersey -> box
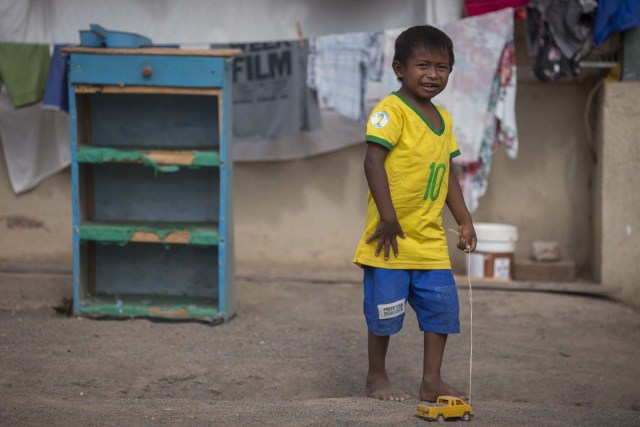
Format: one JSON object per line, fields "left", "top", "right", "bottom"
{"left": 392, "top": 91, "right": 445, "bottom": 136}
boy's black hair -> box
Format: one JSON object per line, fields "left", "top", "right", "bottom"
{"left": 393, "top": 25, "right": 455, "bottom": 68}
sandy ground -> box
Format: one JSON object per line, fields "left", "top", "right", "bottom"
{"left": 0, "top": 266, "right": 639, "bottom": 426}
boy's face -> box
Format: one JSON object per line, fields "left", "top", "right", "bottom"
{"left": 393, "top": 47, "right": 451, "bottom": 102}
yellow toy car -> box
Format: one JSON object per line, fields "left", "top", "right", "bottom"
{"left": 415, "top": 396, "right": 474, "bottom": 422}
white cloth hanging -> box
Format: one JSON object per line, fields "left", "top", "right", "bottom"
{"left": 0, "top": 87, "right": 70, "bottom": 194}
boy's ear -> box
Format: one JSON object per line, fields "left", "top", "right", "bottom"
{"left": 392, "top": 60, "right": 403, "bottom": 79}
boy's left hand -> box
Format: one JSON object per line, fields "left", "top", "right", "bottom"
{"left": 457, "top": 223, "right": 477, "bottom": 252}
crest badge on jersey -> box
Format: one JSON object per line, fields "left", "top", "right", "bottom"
{"left": 370, "top": 111, "right": 389, "bottom": 129}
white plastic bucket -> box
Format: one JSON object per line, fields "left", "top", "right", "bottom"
{"left": 475, "top": 223, "right": 518, "bottom": 252}
{"left": 469, "top": 223, "right": 518, "bottom": 280}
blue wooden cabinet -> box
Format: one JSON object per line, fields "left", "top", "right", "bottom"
{"left": 65, "top": 47, "right": 239, "bottom": 323}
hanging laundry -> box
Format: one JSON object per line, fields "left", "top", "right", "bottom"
{"left": 0, "top": 87, "right": 70, "bottom": 194}
{"left": 436, "top": 9, "right": 518, "bottom": 163}
{"left": 307, "top": 31, "right": 383, "bottom": 122}
{"left": 592, "top": 0, "right": 640, "bottom": 46}
{"left": 0, "top": 43, "right": 50, "bottom": 108}
{"left": 441, "top": 8, "right": 519, "bottom": 212}
{"left": 455, "top": 40, "right": 518, "bottom": 213}
{"left": 380, "top": 29, "right": 403, "bottom": 96}
{"left": 525, "top": 0, "right": 597, "bottom": 82}
{"left": 465, "top": 0, "right": 530, "bottom": 19}
{"left": 42, "top": 44, "right": 69, "bottom": 113}
{"left": 425, "top": 0, "right": 465, "bottom": 25}
{"left": 212, "top": 40, "right": 322, "bottom": 141}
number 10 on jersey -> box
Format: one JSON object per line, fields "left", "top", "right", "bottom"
{"left": 424, "top": 162, "right": 446, "bottom": 201}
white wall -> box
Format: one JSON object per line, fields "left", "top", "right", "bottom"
{"left": 1, "top": 0, "right": 431, "bottom": 44}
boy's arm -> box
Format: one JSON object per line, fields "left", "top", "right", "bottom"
{"left": 446, "top": 160, "right": 477, "bottom": 252}
{"left": 364, "top": 143, "right": 406, "bottom": 260}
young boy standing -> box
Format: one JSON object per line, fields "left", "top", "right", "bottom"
{"left": 353, "top": 26, "right": 477, "bottom": 402}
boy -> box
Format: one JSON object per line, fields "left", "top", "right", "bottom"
{"left": 353, "top": 26, "right": 477, "bottom": 402}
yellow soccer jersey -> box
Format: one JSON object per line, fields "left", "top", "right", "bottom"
{"left": 353, "top": 92, "right": 461, "bottom": 269}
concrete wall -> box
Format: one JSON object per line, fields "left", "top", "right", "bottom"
{"left": 0, "top": 82, "right": 594, "bottom": 280}
{"left": 0, "top": 147, "right": 71, "bottom": 266}
{"left": 450, "top": 82, "right": 594, "bottom": 274}
{"left": 593, "top": 82, "right": 640, "bottom": 306}
{"left": 235, "top": 82, "right": 594, "bottom": 276}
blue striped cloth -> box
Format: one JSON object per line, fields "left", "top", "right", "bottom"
{"left": 308, "top": 31, "right": 383, "bottom": 122}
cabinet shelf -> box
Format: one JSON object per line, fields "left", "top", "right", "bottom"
{"left": 78, "top": 294, "right": 219, "bottom": 322}
{"left": 77, "top": 145, "right": 219, "bottom": 169}
{"left": 80, "top": 221, "right": 219, "bottom": 246}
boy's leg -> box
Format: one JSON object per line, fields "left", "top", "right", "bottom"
{"left": 419, "top": 332, "right": 466, "bottom": 402}
{"left": 363, "top": 267, "right": 411, "bottom": 401}
{"left": 408, "top": 269, "right": 466, "bottom": 402}
{"left": 366, "top": 331, "right": 410, "bottom": 401}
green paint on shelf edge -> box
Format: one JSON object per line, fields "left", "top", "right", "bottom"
{"left": 79, "top": 226, "right": 134, "bottom": 244}
{"left": 80, "top": 224, "right": 219, "bottom": 246}
{"left": 141, "top": 157, "right": 180, "bottom": 173}
{"left": 77, "top": 146, "right": 174, "bottom": 173}
{"left": 79, "top": 146, "right": 218, "bottom": 171}
{"left": 188, "top": 229, "right": 219, "bottom": 246}
{"left": 192, "top": 151, "right": 219, "bottom": 167}
{"left": 78, "top": 146, "right": 142, "bottom": 163}
{"left": 79, "top": 304, "right": 218, "bottom": 319}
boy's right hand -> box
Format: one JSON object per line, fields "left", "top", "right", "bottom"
{"left": 365, "top": 218, "right": 406, "bottom": 261}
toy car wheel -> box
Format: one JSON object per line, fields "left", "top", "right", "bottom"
{"left": 436, "top": 414, "right": 445, "bottom": 422}
{"left": 462, "top": 412, "right": 471, "bottom": 421}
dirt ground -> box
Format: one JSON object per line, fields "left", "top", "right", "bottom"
{"left": 0, "top": 265, "right": 639, "bottom": 426}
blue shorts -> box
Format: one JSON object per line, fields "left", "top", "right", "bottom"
{"left": 363, "top": 266, "right": 460, "bottom": 336}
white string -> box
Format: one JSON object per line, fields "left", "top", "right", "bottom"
{"left": 448, "top": 229, "right": 473, "bottom": 405}
{"left": 467, "top": 247, "right": 473, "bottom": 406}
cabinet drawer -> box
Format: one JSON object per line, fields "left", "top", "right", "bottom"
{"left": 69, "top": 54, "right": 225, "bottom": 88}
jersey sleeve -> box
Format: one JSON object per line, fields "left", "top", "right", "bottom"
{"left": 449, "top": 129, "right": 461, "bottom": 159}
{"left": 441, "top": 107, "right": 460, "bottom": 159}
{"left": 365, "top": 104, "right": 403, "bottom": 150}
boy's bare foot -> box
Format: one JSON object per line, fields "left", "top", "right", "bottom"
{"left": 366, "top": 373, "right": 410, "bottom": 401}
{"left": 419, "top": 379, "right": 467, "bottom": 402}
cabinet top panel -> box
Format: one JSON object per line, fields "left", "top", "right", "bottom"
{"left": 70, "top": 54, "right": 227, "bottom": 88}
{"left": 62, "top": 46, "right": 241, "bottom": 57}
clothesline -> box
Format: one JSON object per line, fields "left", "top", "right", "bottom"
{"left": 1, "top": 9, "right": 519, "bottom": 212}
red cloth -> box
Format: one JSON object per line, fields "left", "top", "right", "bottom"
{"left": 465, "top": 0, "right": 529, "bottom": 19}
